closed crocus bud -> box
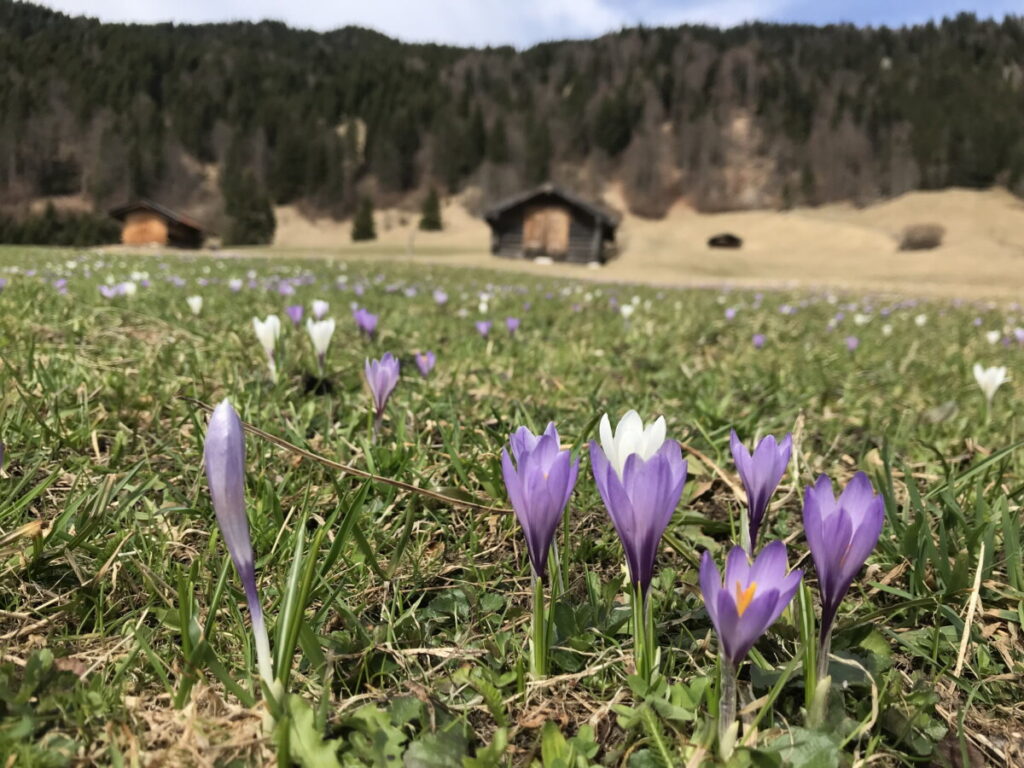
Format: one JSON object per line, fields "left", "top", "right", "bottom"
{"left": 365, "top": 353, "right": 400, "bottom": 419}
{"left": 475, "top": 320, "right": 492, "bottom": 338}
{"left": 285, "top": 305, "right": 303, "bottom": 326}
{"left": 353, "top": 308, "right": 378, "bottom": 337}
{"left": 730, "top": 430, "right": 791, "bottom": 552}
{"left": 311, "top": 299, "right": 329, "bottom": 320}
{"left": 506, "top": 317, "right": 520, "bottom": 335}
{"left": 203, "top": 400, "right": 274, "bottom": 688}
{"left": 802, "top": 472, "right": 884, "bottom": 637}
{"left": 186, "top": 295, "right": 203, "bottom": 315}
{"left": 414, "top": 351, "right": 436, "bottom": 378}
{"left": 502, "top": 423, "right": 579, "bottom": 580}
{"left": 699, "top": 541, "right": 802, "bottom": 666}
{"left": 590, "top": 411, "right": 687, "bottom": 595}
{"left": 252, "top": 315, "right": 281, "bottom": 381}
{"left": 306, "top": 318, "right": 336, "bottom": 371}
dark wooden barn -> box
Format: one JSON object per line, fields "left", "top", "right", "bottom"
{"left": 484, "top": 183, "right": 619, "bottom": 264}
{"left": 109, "top": 199, "right": 205, "bottom": 249}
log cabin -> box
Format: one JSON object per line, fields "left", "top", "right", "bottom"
{"left": 484, "top": 183, "right": 619, "bottom": 264}
{"left": 109, "top": 200, "right": 205, "bottom": 249}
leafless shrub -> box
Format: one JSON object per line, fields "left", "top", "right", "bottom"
{"left": 899, "top": 223, "right": 945, "bottom": 251}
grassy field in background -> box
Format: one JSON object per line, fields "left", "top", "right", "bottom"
{"left": 0, "top": 246, "right": 1021, "bottom": 766}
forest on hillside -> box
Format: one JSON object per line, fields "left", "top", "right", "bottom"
{"left": 1, "top": 1, "right": 1024, "bottom": 241}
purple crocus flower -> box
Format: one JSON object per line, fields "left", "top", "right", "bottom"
{"left": 433, "top": 289, "right": 448, "bottom": 305}
{"left": 730, "top": 431, "right": 792, "bottom": 552}
{"left": 353, "top": 307, "right": 378, "bottom": 337}
{"left": 501, "top": 423, "right": 579, "bottom": 579}
{"left": 414, "top": 351, "right": 436, "bottom": 378}
{"left": 0, "top": 278, "right": 7, "bottom": 291}
{"left": 506, "top": 317, "right": 520, "bottom": 335}
{"left": 699, "top": 541, "right": 802, "bottom": 665}
{"left": 364, "top": 353, "right": 400, "bottom": 421}
{"left": 286, "top": 305, "right": 304, "bottom": 326}
{"left": 277, "top": 282, "right": 295, "bottom": 296}
{"left": 99, "top": 284, "right": 118, "bottom": 299}
{"left": 752, "top": 333, "right": 766, "bottom": 349}
{"left": 476, "top": 320, "right": 492, "bottom": 338}
{"left": 53, "top": 279, "right": 68, "bottom": 295}
{"left": 590, "top": 411, "right": 687, "bottom": 595}
{"left": 844, "top": 335, "right": 860, "bottom": 351}
{"left": 802, "top": 473, "right": 884, "bottom": 638}
{"left": 203, "top": 400, "right": 274, "bottom": 687}
{"left": 725, "top": 307, "right": 737, "bottom": 320}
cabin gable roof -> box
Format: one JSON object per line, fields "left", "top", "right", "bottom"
{"left": 109, "top": 199, "right": 205, "bottom": 234}
{"left": 484, "top": 182, "right": 620, "bottom": 228}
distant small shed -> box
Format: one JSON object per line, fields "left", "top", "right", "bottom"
{"left": 109, "top": 199, "right": 205, "bottom": 249}
{"left": 484, "top": 182, "right": 619, "bottom": 264}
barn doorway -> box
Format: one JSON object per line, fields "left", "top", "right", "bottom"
{"left": 523, "top": 204, "right": 570, "bottom": 256}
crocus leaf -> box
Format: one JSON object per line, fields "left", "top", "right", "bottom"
{"left": 286, "top": 694, "right": 342, "bottom": 768}
{"left": 769, "top": 728, "right": 839, "bottom": 768}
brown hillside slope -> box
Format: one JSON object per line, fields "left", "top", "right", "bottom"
{"left": 271, "top": 187, "right": 1024, "bottom": 299}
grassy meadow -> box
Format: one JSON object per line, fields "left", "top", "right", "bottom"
{"left": 0, "top": 246, "right": 1021, "bottom": 767}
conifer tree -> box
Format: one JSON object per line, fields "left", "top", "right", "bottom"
{"left": 419, "top": 187, "right": 442, "bottom": 231}
{"left": 352, "top": 197, "right": 376, "bottom": 241}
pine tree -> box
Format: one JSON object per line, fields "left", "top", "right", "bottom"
{"left": 486, "top": 119, "right": 509, "bottom": 164}
{"left": 352, "top": 197, "right": 376, "bottom": 241}
{"left": 224, "top": 171, "right": 276, "bottom": 245}
{"left": 419, "top": 187, "right": 442, "bottom": 231}
{"left": 465, "top": 107, "right": 487, "bottom": 171}
{"left": 524, "top": 121, "right": 551, "bottom": 185}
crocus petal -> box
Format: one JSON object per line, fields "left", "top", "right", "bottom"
{"left": 699, "top": 551, "right": 722, "bottom": 626}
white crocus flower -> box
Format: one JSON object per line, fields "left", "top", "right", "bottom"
{"left": 881, "top": 323, "right": 893, "bottom": 337}
{"left": 914, "top": 314, "right": 928, "bottom": 327}
{"left": 853, "top": 313, "right": 871, "bottom": 326}
{"left": 186, "top": 295, "right": 203, "bottom": 315}
{"left": 306, "top": 317, "right": 336, "bottom": 372}
{"left": 252, "top": 314, "right": 281, "bottom": 381}
{"left": 620, "top": 304, "right": 635, "bottom": 319}
{"left": 973, "top": 364, "right": 1008, "bottom": 406}
{"left": 252, "top": 314, "right": 281, "bottom": 354}
{"left": 311, "top": 299, "right": 329, "bottom": 320}
{"left": 122, "top": 281, "right": 137, "bottom": 297}
{"left": 986, "top": 330, "right": 1002, "bottom": 345}
{"left": 599, "top": 411, "right": 667, "bottom": 480}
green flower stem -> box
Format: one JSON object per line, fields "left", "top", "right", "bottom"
{"left": 632, "top": 584, "right": 657, "bottom": 682}
{"left": 718, "top": 654, "right": 738, "bottom": 756}
{"left": 530, "top": 574, "right": 548, "bottom": 678}
{"left": 816, "top": 626, "right": 833, "bottom": 691}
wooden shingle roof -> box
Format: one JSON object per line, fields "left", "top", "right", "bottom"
{"left": 484, "top": 182, "right": 620, "bottom": 227}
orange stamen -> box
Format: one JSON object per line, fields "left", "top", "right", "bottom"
{"left": 735, "top": 581, "right": 757, "bottom": 617}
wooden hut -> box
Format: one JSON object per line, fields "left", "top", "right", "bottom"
{"left": 484, "top": 183, "right": 619, "bottom": 264}
{"left": 109, "top": 199, "right": 205, "bottom": 249}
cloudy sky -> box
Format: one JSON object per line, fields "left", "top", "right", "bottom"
{"left": 37, "top": 1, "right": 1022, "bottom": 47}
